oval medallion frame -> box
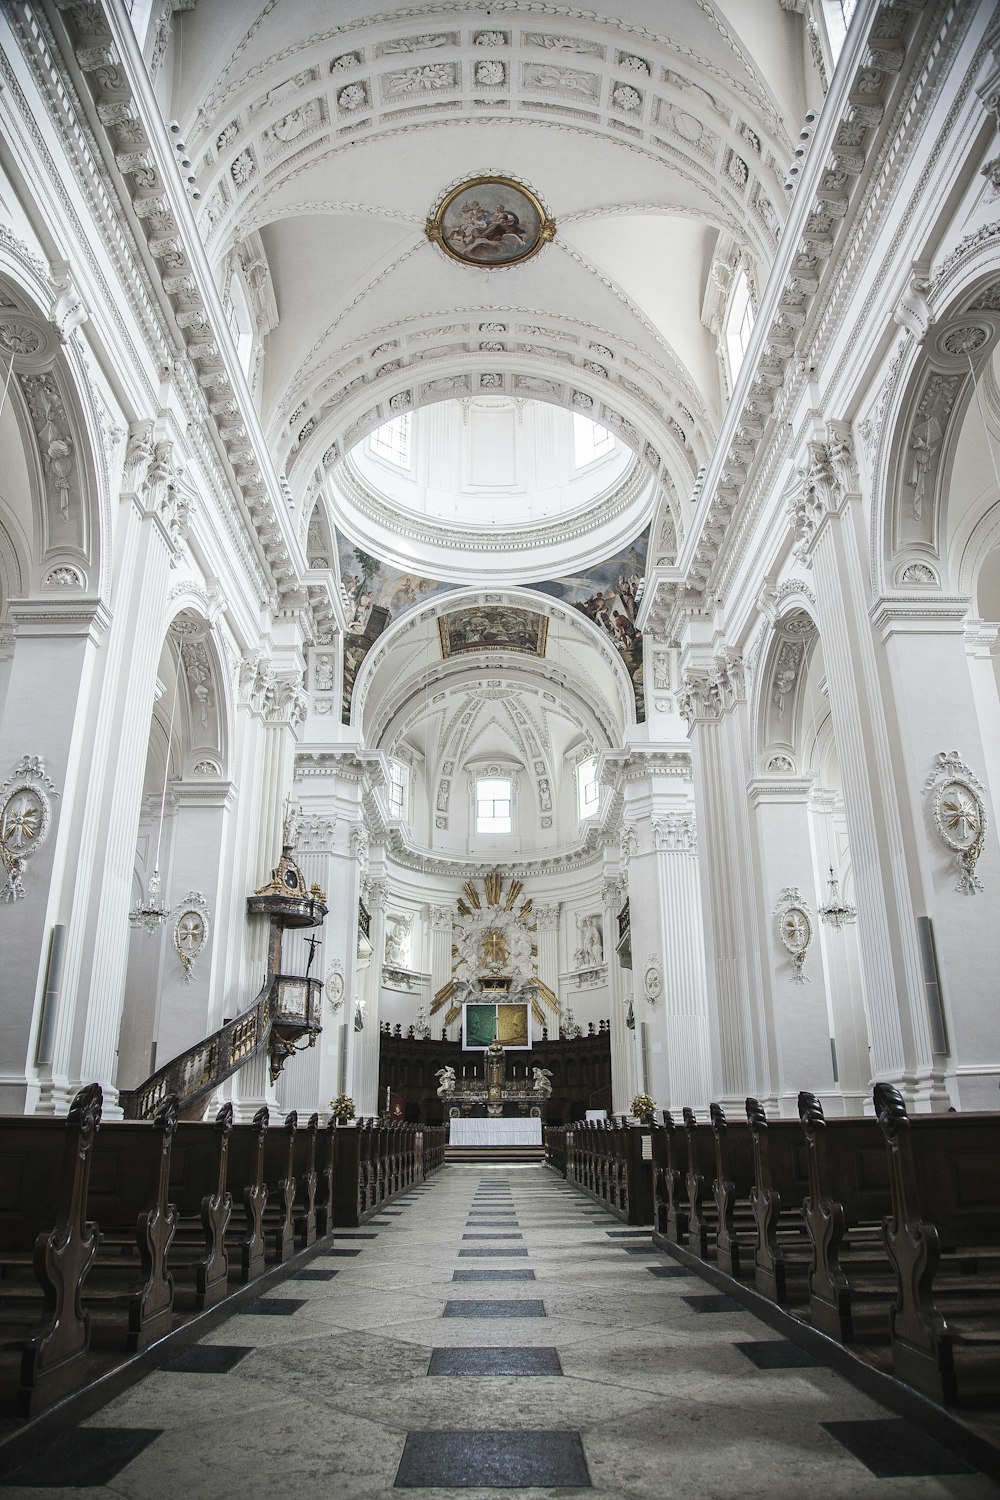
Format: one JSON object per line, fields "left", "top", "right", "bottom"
{"left": 426, "top": 175, "right": 556, "bottom": 268}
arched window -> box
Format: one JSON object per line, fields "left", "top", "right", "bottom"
{"left": 577, "top": 757, "right": 600, "bottom": 819}
{"left": 725, "top": 269, "right": 755, "bottom": 385}
{"left": 476, "top": 776, "right": 512, "bottom": 834}
{"left": 572, "top": 414, "right": 615, "bottom": 468}
{"left": 370, "top": 414, "right": 411, "bottom": 469}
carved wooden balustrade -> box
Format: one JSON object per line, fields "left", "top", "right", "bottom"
{"left": 119, "top": 974, "right": 323, "bottom": 1120}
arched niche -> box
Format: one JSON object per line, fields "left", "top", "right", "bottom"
{"left": 0, "top": 260, "right": 110, "bottom": 601}
{"left": 752, "top": 605, "right": 818, "bottom": 777}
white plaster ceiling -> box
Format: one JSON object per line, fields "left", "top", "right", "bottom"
{"left": 171, "top": 0, "right": 805, "bottom": 544}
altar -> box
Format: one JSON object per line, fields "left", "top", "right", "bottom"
{"left": 437, "top": 1037, "right": 551, "bottom": 1119}
{"left": 449, "top": 1117, "right": 542, "bottom": 1147}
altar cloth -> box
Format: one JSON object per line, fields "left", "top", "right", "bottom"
{"left": 449, "top": 1118, "right": 542, "bottom": 1147}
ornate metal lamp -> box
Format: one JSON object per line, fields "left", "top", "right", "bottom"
{"left": 818, "top": 866, "right": 857, "bottom": 931}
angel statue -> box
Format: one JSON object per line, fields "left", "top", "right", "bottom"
{"left": 531, "top": 1066, "right": 554, "bottom": 1099}
{"left": 435, "top": 1065, "right": 456, "bottom": 1099}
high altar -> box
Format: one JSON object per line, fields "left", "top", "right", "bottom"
{"left": 437, "top": 1037, "right": 551, "bottom": 1118}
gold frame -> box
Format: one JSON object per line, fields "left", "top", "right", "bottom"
{"left": 438, "top": 607, "right": 549, "bottom": 659}
{"left": 425, "top": 175, "right": 556, "bottom": 267}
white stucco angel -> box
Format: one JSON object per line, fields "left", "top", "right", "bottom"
{"left": 435, "top": 1065, "right": 456, "bottom": 1098}
{"left": 531, "top": 1066, "right": 553, "bottom": 1098}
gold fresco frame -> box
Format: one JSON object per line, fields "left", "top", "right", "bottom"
{"left": 425, "top": 175, "right": 556, "bottom": 267}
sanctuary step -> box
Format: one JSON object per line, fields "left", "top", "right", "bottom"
{"left": 445, "top": 1144, "right": 546, "bottom": 1164}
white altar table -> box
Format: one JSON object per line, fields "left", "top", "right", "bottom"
{"left": 449, "top": 1117, "right": 542, "bottom": 1147}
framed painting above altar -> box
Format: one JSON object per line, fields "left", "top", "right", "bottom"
{"left": 463, "top": 1001, "right": 530, "bottom": 1050}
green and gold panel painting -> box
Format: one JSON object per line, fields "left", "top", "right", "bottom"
{"left": 465, "top": 1003, "right": 498, "bottom": 1047}
{"left": 497, "top": 1003, "right": 529, "bottom": 1047}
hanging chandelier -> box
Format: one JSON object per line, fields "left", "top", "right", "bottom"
{"left": 818, "top": 866, "right": 857, "bottom": 931}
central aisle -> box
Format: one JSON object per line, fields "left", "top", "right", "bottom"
{"left": 4, "top": 1166, "right": 996, "bottom": 1497}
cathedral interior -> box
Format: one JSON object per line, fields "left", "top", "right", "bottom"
{"left": 0, "top": 0, "right": 999, "bottom": 1493}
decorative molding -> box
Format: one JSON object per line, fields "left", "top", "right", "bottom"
{"left": 171, "top": 891, "right": 211, "bottom": 984}
{"left": 923, "top": 750, "right": 988, "bottom": 895}
{"left": 0, "top": 755, "right": 60, "bottom": 903}
{"left": 773, "top": 886, "right": 813, "bottom": 983}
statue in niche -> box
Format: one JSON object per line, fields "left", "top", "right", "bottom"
{"left": 573, "top": 912, "right": 604, "bottom": 968}
{"left": 532, "top": 1066, "right": 553, "bottom": 1098}
{"left": 314, "top": 654, "right": 334, "bottom": 692}
{"left": 384, "top": 912, "right": 412, "bottom": 968}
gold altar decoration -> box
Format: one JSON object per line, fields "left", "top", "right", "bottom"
{"left": 430, "top": 869, "right": 558, "bottom": 1019}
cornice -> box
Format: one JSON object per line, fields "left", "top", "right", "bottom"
{"left": 331, "top": 447, "right": 652, "bottom": 570}
{"left": 869, "top": 593, "right": 972, "bottom": 640}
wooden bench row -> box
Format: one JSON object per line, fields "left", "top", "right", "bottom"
{"left": 330, "top": 1120, "right": 440, "bottom": 1226}
{"left": 643, "top": 1090, "right": 1000, "bottom": 1407}
{"left": 0, "top": 1091, "right": 442, "bottom": 1419}
{"left": 547, "top": 1118, "right": 653, "bottom": 1226}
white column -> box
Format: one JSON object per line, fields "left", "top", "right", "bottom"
{"left": 799, "top": 429, "right": 947, "bottom": 1107}
{"left": 602, "top": 870, "right": 633, "bottom": 1113}
{"left": 230, "top": 669, "right": 306, "bottom": 1121}
{"left": 0, "top": 597, "right": 109, "bottom": 1112}
{"left": 50, "top": 435, "right": 187, "bottom": 1115}
{"left": 872, "top": 598, "right": 1000, "bottom": 1108}
{"left": 618, "top": 749, "right": 712, "bottom": 1115}
{"left": 680, "top": 652, "right": 774, "bottom": 1110}
{"left": 429, "top": 903, "right": 455, "bottom": 1040}
{"left": 351, "top": 870, "right": 387, "bottom": 1116}
{"left": 748, "top": 777, "right": 837, "bottom": 1115}
{"left": 533, "top": 901, "right": 560, "bottom": 1039}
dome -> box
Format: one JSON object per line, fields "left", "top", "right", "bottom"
{"left": 330, "top": 397, "right": 654, "bottom": 584}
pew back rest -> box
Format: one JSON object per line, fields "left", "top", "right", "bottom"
{"left": 756, "top": 1124, "right": 810, "bottom": 1207}
{"left": 803, "top": 1117, "right": 890, "bottom": 1218}
{"left": 170, "top": 1124, "right": 230, "bottom": 1216}
{"left": 89, "top": 1120, "right": 175, "bottom": 1223}
{"left": 0, "top": 1120, "right": 89, "bottom": 1249}
{"left": 896, "top": 1116, "right": 1000, "bottom": 1243}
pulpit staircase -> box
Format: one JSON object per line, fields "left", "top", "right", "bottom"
{"left": 120, "top": 840, "right": 327, "bottom": 1121}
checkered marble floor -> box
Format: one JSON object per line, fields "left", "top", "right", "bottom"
{"left": 2, "top": 1166, "right": 996, "bottom": 1498}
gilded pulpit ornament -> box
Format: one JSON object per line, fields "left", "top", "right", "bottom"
{"left": 924, "top": 750, "right": 988, "bottom": 894}
{"left": 426, "top": 175, "right": 555, "bottom": 268}
{"left": 773, "top": 888, "right": 813, "bottom": 983}
{"left": 0, "top": 755, "right": 59, "bottom": 903}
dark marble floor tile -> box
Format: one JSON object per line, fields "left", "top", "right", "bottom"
{"left": 443, "top": 1299, "right": 546, "bottom": 1318}
{"left": 736, "top": 1340, "right": 824, "bottom": 1370}
{"left": 336, "top": 1231, "right": 380, "bottom": 1238}
{"left": 162, "top": 1344, "right": 253, "bottom": 1374}
{"left": 0, "top": 1428, "right": 162, "bottom": 1488}
{"left": 606, "top": 1229, "right": 653, "bottom": 1238}
{"left": 646, "top": 1265, "right": 694, "bottom": 1278}
{"left": 426, "top": 1347, "right": 561, "bottom": 1376}
{"left": 395, "top": 1429, "right": 589, "bottom": 1488}
{"left": 380, "top": 1209, "right": 404, "bottom": 1215}
{"left": 462, "top": 1233, "right": 523, "bottom": 1241}
{"left": 452, "top": 1269, "right": 536, "bottom": 1282}
{"left": 682, "top": 1293, "right": 745, "bottom": 1314}
{"left": 290, "top": 1268, "right": 340, "bottom": 1281}
{"left": 243, "top": 1297, "right": 307, "bottom": 1315}
{"left": 458, "top": 1248, "right": 529, "bottom": 1258}
{"left": 821, "top": 1419, "right": 975, "bottom": 1478}
{"left": 317, "top": 1247, "right": 363, "bottom": 1257}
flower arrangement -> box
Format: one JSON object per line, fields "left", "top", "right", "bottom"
{"left": 329, "top": 1094, "right": 356, "bottom": 1124}
{"left": 631, "top": 1092, "right": 656, "bottom": 1121}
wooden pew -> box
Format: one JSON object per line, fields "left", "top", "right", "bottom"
{"left": 292, "top": 1112, "right": 318, "bottom": 1249}
{"left": 167, "top": 1104, "right": 233, "bottom": 1309}
{"left": 315, "top": 1119, "right": 337, "bottom": 1237}
{"left": 875, "top": 1083, "right": 1000, "bottom": 1403}
{"left": 710, "top": 1103, "right": 757, "bottom": 1279}
{"left": 682, "top": 1108, "right": 717, "bottom": 1259}
{"left": 652, "top": 1111, "right": 689, "bottom": 1244}
{"left": 745, "top": 1097, "right": 811, "bottom": 1303}
{"left": 85, "top": 1096, "right": 179, "bottom": 1352}
{"left": 261, "top": 1110, "right": 298, "bottom": 1264}
{"left": 0, "top": 1083, "right": 103, "bottom": 1416}
{"left": 225, "top": 1107, "right": 270, "bottom": 1282}
{"left": 798, "top": 1090, "right": 895, "bottom": 1342}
